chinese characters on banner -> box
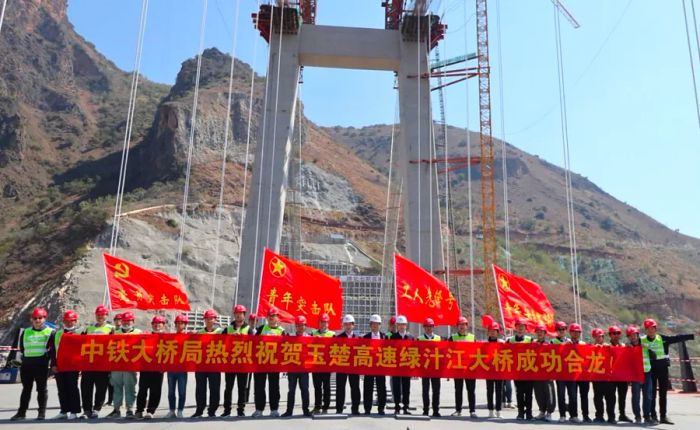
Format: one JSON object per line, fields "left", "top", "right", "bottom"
{"left": 394, "top": 253, "right": 460, "bottom": 325}
{"left": 258, "top": 249, "right": 343, "bottom": 329}
{"left": 493, "top": 264, "right": 556, "bottom": 336}
{"left": 57, "top": 333, "right": 644, "bottom": 382}
{"left": 103, "top": 253, "right": 191, "bottom": 311}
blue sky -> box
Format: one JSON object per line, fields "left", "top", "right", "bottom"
{"left": 68, "top": 0, "right": 700, "bottom": 238}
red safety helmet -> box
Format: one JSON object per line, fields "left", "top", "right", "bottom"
{"left": 63, "top": 310, "right": 78, "bottom": 321}
{"left": 121, "top": 311, "right": 135, "bottom": 322}
{"left": 174, "top": 314, "right": 189, "bottom": 324}
{"left": 591, "top": 328, "right": 604, "bottom": 337}
{"left": 319, "top": 313, "right": 330, "bottom": 323}
{"left": 203, "top": 309, "right": 218, "bottom": 319}
{"left": 152, "top": 315, "right": 166, "bottom": 324}
{"left": 457, "top": 316, "right": 469, "bottom": 325}
{"left": 389, "top": 316, "right": 397, "bottom": 325}
{"left": 535, "top": 323, "right": 547, "bottom": 332}
{"left": 31, "top": 307, "right": 48, "bottom": 318}
{"left": 569, "top": 323, "right": 582, "bottom": 332}
{"left": 643, "top": 318, "right": 657, "bottom": 329}
{"left": 267, "top": 307, "right": 279, "bottom": 317}
{"left": 515, "top": 317, "right": 528, "bottom": 326}
{"left": 555, "top": 321, "right": 568, "bottom": 330}
{"left": 114, "top": 313, "right": 123, "bottom": 321}
{"left": 249, "top": 313, "right": 257, "bottom": 321}
{"left": 95, "top": 305, "right": 109, "bottom": 315}
{"left": 233, "top": 304, "right": 247, "bottom": 314}
{"left": 295, "top": 315, "right": 307, "bottom": 325}
{"left": 423, "top": 318, "right": 435, "bottom": 327}
{"left": 608, "top": 325, "right": 622, "bottom": 335}
{"left": 626, "top": 325, "right": 640, "bottom": 336}
{"left": 489, "top": 322, "right": 501, "bottom": 331}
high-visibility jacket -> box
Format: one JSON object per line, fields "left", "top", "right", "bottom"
{"left": 197, "top": 327, "right": 222, "bottom": 334}
{"left": 507, "top": 335, "right": 533, "bottom": 343}
{"left": 450, "top": 333, "right": 475, "bottom": 342}
{"left": 258, "top": 324, "right": 285, "bottom": 336}
{"left": 83, "top": 324, "right": 114, "bottom": 335}
{"left": 225, "top": 323, "right": 250, "bottom": 335}
{"left": 312, "top": 329, "right": 334, "bottom": 337}
{"left": 418, "top": 334, "right": 442, "bottom": 341}
{"left": 641, "top": 335, "right": 667, "bottom": 373}
{"left": 22, "top": 327, "right": 53, "bottom": 358}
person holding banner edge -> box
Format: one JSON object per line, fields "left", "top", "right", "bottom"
{"left": 418, "top": 318, "right": 441, "bottom": 417}
{"left": 252, "top": 307, "right": 286, "bottom": 417}
{"left": 335, "top": 314, "right": 362, "bottom": 415}
{"left": 389, "top": 315, "right": 414, "bottom": 415}
{"left": 363, "top": 314, "right": 388, "bottom": 415}
{"left": 192, "top": 309, "right": 222, "bottom": 418}
{"left": 221, "top": 304, "right": 251, "bottom": 417}
{"left": 507, "top": 317, "right": 534, "bottom": 421}
{"left": 449, "top": 316, "right": 477, "bottom": 418}
{"left": 311, "top": 313, "right": 334, "bottom": 414}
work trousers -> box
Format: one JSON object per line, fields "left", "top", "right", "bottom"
{"left": 110, "top": 371, "right": 137, "bottom": 410}
{"left": 486, "top": 380, "right": 503, "bottom": 411}
{"left": 312, "top": 372, "right": 331, "bottom": 410}
{"left": 167, "top": 372, "right": 187, "bottom": 411}
{"left": 567, "top": 380, "right": 590, "bottom": 419}
{"left": 336, "top": 373, "right": 361, "bottom": 414}
{"left": 593, "top": 381, "right": 616, "bottom": 421}
{"left": 630, "top": 381, "right": 643, "bottom": 419}
{"left": 18, "top": 364, "right": 48, "bottom": 414}
{"left": 81, "top": 371, "right": 109, "bottom": 414}
{"left": 223, "top": 372, "right": 248, "bottom": 414}
{"left": 555, "top": 380, "right": 569, "bottom": 418}
{"left": 421, "top": 377, "right": 440, "bottom": 414}
{"left": 534, "top": 380, "right": 556, "bottom": 414}
{"left": 363, "top": 374, "right": 387, "bottom": 413}
{"left": 391, "top": 376, "right": 411, "bottom": 412}
{"left": 644, "top": 363, "right": 670, "bottom": 419}
{"left": 454, "top": 378, "right": 476, "bottom": 413}
{"left": 254, "top": 372, "right": 280, "bottom": 412}
{"left": 136, "top": 371, "right": 163, "bottom": 414}
{"left": 287, "top": 372, "right": 310, "bottom": 413}
{"left": 614, "top": 381, "right": 628, "bottom": 417}
{"left": 56, "top": 371, "right": 81, "bottom": 414}
{"left": 514, "top": 380, "right": 534, "bottom": 418}
{"left": 195, "top": 372, "right": 221, "bottom": 416}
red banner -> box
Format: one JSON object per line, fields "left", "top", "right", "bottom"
{"left": 258, "top": 249, "right": 343, "bottom": 330}
{"left": 493, "top": 264, "right": 556, "bottom": 336}
{"left": 394, "top": 254, "right": 460, "bottom": 325}
{"left": 56, "top": 333, "right": 643, "bottom": 382}
{"left": 103, "top": 253, "right": 191, "bottom": 311}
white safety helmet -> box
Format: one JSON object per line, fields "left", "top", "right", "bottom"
{"left": 342, "top": 314, "right": 355, "bottom": 324}
{"left": 396, "top": 315, "right": 408, "bottom": 324}
{"left": 369, "top": 314, "right": 382, "bottom": 324}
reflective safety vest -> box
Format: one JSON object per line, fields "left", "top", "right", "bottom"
{"left": 312, "top": 329, "right": 334, "bottom": 337}
{"left": 641, "top": 335, "right": 667, "bottom": 373}
{"left": 451, "top": 333, "right": 475, "bottom": 342}
{"left": 54, "top": 328, "right": 78, "bottom": 352}
{"left": 22, "top": 327, "right": 53, "bottom": 358}
{"left": 260, "top": 325, "right": 284, "bottom": 336}
{"left": 118, "top": 328, "right": 142, "bottom": 334}
{"left": 550, "top": 337, "right": 568, "bottom": 345}
{"left": 418, "top": 334, "right": 441, "bottom": 341}
{"left": 198, "top": 327, "right": 222, "bottom": 334}
{"left": 226, "top": 324, "right": 249, "bottom": 335}
{"left": 85, "top": 324, "right": 113, "bottom": 335}
{"left": 507, "top": 335, "right": 533, "bottom": 344}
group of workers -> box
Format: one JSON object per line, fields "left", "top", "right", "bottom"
{"left": 9, "top": 304, "right": 694, "bottom": 426}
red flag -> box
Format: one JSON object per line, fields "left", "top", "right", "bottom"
{"left": 103, "top": 253, "right": 191, "bottom": 311}
{"left": 492, "top": 264, "right": 556, "bottom": 336}
{"left": 258, "top": 249, "right": 343, "bottom": 330}
{"left": 394, "top": 254, "right": 460, "bottom": 325}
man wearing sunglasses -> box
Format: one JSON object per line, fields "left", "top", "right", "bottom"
{"left": 11, "top": 307, "right": 55, "bottom": 421}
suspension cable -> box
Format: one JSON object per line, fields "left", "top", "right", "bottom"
{"left": 380, "top": 95, "right": 400, "bottom": 319}
{"left": 175, "top": 0, "right": 209, "bottom": 280}
{"left": 233, "top": 0, "right": 261, "bottom": 306}
{"left": 0, "top": 0, "right": 7, "bottom": 36}
{"left": 683, "top": 0, "right": 700, "bottom": 129}
{"left": 554, "top": 5, "right": 582, "bottom": 324}
{"left": 417, "top": 7, "right": 423, "bottom": 267}
{"left": 210, "top": 0, "right": 241, "bottom": 308}
{"left": 104, "top": 0, "right": 149, "bottom": 306}
{"left": 495, "top": 0, "right": 511, "bottom": 272}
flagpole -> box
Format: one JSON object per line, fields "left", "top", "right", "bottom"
{"left": 255, "top": 248, "right": 267, "bottom": 317}
{"left": 102, "top": 253, "right": 113, "bottom": 310}
{"left": 393, "top": 253, "right": 398, "bottom": 317}
{"left": 492, "top": 264, "right": 506, "bottom": 332}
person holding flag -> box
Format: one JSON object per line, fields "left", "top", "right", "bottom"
{"left": 253, "top": 307, "right": 286, "bottom": 417}
{"left": 222, "top": 304, "right": 251, "bottom": 417}
{"left": 532, "top": 323, "right": 555, "bottom": 421}
{"left": 389, "top": 315, "right": 413, "bottom": 415}
{"left": 335, "top": 314, "right": 361, "bottom": 415}
{"left": 551, "top": 320, "right": 571, "bottom": 423}
{"left": 282, "top": 315, "right": 312, "bottom": 417}
{"left": 10, "top": 308, "right": 55, "bottom": 421}
{"left": 566, "top": 323, "right": 590, "bottom": 423}
{"left": 362, "top": 314, "right": 387, "bottom": 415}
{"left": 80, "top": 305, "right": 114, "bottom": 419}
{"left": 135, "top": 315, "right": 166, "bottom": 419}
{"left": 192, "top": 309, "right": 222, "bottom": 418}
{"left": 418, "top": 318, "right": 441, "bottom": 417}
{"left": 107, "top": 311, "right": 141, "bottom": 419}
{"left": 485, "top": 322, "right": 503, "bottom": 418}
{"left": 165, "top": 314, "right": 189, "bottom": 419}
{"left": 50, "top": 310, "right": 81, "bottom": 420}
{"left": 449, "top": 316, "right": 477, "bottom": 418}
{"left": 311, "top": 313, "right": 334, "bottom": 415}
{"left": 507, "top": 317, "right": 534, "bottom": 421}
